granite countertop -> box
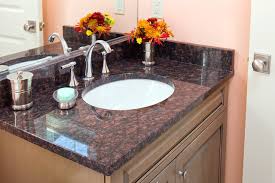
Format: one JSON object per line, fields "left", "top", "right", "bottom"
{"left": 0, "top": 38, "right": 234, "bottom": 176}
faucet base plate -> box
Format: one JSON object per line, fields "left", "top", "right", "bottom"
{"left": 83, "top": 77, "right": 95, "bottom": 81}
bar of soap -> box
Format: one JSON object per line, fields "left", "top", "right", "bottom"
{"left": 56, "top": 88, "right": 75, "bottom": 102}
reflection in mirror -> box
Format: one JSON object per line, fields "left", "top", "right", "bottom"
{"left": 0, "top": 0, "right": 138, "bottom": 76}
{"left": 44, "top": 0, "right": 138, "bottom": 51}
{"left": 2, "top": 55, "right": 55, "bottom": 72}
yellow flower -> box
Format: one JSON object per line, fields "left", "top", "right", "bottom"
{"left": 136, "top": 38, "right": 143, "bottom": 44}
{"left": 86, "top": 30, "right": 93, "bottom": 36}
{"left": 96, "top": 26, "right": 107, "bottom": 33}
{"left": 104, "top": 13, "right": 115, "bottom": 26}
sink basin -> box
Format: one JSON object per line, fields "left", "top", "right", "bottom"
{"left": 82, "top": 74, "right": 175, "bottom": 111}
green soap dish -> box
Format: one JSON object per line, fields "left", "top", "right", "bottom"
{"left": 53, "top": 87, "right": 78, "bottom": 110}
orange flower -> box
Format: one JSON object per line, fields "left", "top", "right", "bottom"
{"left": 129, "top": 18, "right": 173, "bottom": 45}
{"left": 75, "top": 11, "right": 115, "bottom": 37}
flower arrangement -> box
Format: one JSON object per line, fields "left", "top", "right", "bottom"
{"left": 75, "top": 12, "right": 115, "bottom": 37}
{"left": 129, "top": 18, "right": 173, "bottom": 45}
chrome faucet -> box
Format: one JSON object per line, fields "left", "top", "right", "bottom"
{"left": 84, "top": 40, "right": 112, "bottom": 80}
{"left": 48, "top": 33, "right": 72, "bottom": 55}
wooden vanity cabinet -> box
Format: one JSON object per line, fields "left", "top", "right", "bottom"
{"left": 109, "top": 84, "right": 228, "bottom": 183}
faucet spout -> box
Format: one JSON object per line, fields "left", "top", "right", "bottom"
{"left": 48, "top": 33, "right": 72, "bottom": 55}
{"left": 84, "top": 40, "right": 112, "bottom": 81}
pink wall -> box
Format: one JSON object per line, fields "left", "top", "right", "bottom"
{"left": 44, "top": 1, "right": 251, "bottom": 182}
{"left": 139, "top": 1, "right": 250, "bottom": 183}
{"left": 43, "top": 0, "right": 137, "bottom": 39}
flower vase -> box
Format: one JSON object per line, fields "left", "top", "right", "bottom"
{"left": 142, "top": 42, "right": 155, "bottom": 66}
{"left": 90, "top": 34, "right": 97, "bottom": 44}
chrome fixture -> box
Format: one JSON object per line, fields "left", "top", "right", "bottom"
{"left": 178, "top": 170, "right": 188, "bottom": 179}
{"left": 252, "top": 53, "right": 271, "bottom": 74}
{"left": 102, "top": 51, "right": 110, "bottom": 74}
{"left": 7, "top": 71, "right": 34, "bottom": 111}
{"left": 61, "top": 62, "right": 79, "bottom": 87}
{"left": 48, "top": 33, "right": 72, "bottom": 55}
{"left": 84, "top": 40, "right": 112, "bottom": 80}
{"left": 23, "top": 20, "right": 36, "bottom": 33}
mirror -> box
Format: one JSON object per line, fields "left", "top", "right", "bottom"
{"left": 0, "top": 0, "right": 138, "bottom": 76}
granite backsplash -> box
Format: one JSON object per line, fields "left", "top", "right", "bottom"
{"left": 126, "top": 41, "right": 234, "bottom": 71}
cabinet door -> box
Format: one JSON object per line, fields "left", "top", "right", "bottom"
{"left": 149, "top": 161, "right": 176, "bottom": 183}
{"left": 176, "top": 129, "right": 221, "bottom": 183}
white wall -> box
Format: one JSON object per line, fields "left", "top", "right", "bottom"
{"left": 243, "top": 0, "right": 275, "bottom": 182}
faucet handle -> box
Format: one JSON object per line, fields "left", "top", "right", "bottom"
{"left": 101, "top": 51, "right": 110, "bottom": 75}
{"left": 61, "top": 61, "right": 76, "bottom": 69}
{"left": 101, "top": 49, "right": 114, "bottom": 75}
{"left": 61, "top": 62, "right": 79, "bottom": 87}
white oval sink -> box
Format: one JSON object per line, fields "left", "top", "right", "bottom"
{"left": 82, "top": 77, "right": 175, "bottom": 111}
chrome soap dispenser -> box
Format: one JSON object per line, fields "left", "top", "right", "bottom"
{"left": 7, "top": 71, "right": 33, "bottom": 111}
